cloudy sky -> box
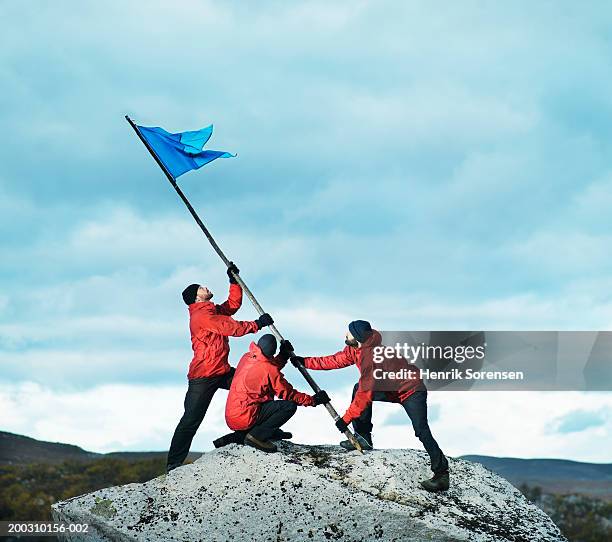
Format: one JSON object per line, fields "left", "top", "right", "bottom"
{"left": 1, "top": 1, "right": 611, "bottom": 462}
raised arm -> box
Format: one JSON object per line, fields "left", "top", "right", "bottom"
{"left": 216, "top": 282, "right": 243, "bottom": 316}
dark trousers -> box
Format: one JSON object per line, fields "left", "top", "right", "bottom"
{"left": 216, "top": 400, "right": 297, "bottom": 447}
{"left": 351, "top": 384, "right": 449, "bottom": 474}
{"left": 167, "top": 369, "right": 234, "bottom": 467}
{"left": 248, "top": 400, "right": 297, "bottom": 441}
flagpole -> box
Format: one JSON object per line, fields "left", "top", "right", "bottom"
{"left": 125, "top": 115, "right": 363, "bottom": 453}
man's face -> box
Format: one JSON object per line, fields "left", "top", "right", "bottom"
{"left": 196, "top": 285, "right": 213, "bottom": 302}
{"left": 345, "top": 331, "right": 359, "bottom": 348}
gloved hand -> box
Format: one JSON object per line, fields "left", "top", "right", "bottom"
{"left": 335, "top": 418, "right": 349, "bottom": 433}
{"left": 290, "top": 355, "right": 305, "bottom": 368}
{"left": 278, "top": 340, "right": 294, "bottom": 361}
{"left": 312, "top": 390, "right": 330, "bottom": 406}
{"left": 255, "top": 313, "right": 274, "bottom": 330}
{"left": 227, "top": 262, "right": 240, "bottom": 284}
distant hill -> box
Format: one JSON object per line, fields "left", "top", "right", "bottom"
{"left": 0, "top": 431, "right": 201, "bottom": 465}
{"left": 2, "top": 430, "right": 609, "bottom": 501}
{"left": 461, "top": 454, "right": 612, "bottom": 501}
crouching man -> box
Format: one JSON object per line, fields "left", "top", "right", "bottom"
{"left": 292, "top": 320, "right": 450, "bottom": 492}
{"left": 218, "top": 335, "right": 329, "bottom": 453}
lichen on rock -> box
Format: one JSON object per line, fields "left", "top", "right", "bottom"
{"left": 89, "top": 497, "right": 117, "bottom": 519}
{"left": 52, "top": 442, "right": 566, "bottom": 542}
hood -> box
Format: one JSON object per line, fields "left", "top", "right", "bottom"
{"left": 248, "top": 341, "right": 273, "bottom": 361}
{"left": 248, "top": 341, "right": 286, "bottom": 368}
{"left": 361, "top": 329, "right": 382, "bottom": 348}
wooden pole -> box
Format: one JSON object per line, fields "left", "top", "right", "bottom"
{"left": 125, "top": 115, "right": 363, "bottom": 453}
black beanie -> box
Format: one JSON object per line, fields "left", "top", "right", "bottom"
{"left": 182, "top": 284, "right": 200, "bottom": 305}
{"left": 257, "top": 334, "right": 277, "bottom": 358}
{"left": 348, "top": 320, "right": 372, "bottom": 343}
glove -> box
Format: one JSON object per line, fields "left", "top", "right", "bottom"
{"left": 278, "top": 340, "right": 294, "bottom": 361}
{"left": 335, "top": 418, "right": 349, "bottom": 433}
{"left": 227, "top": 262, "right": 239, "bottom": 284}
{"left": 312, "top": 390, "right": 330, "bottom": 406}
{"left": 290, "top": 355, "right": 305, "bottom": 368}
{"left": 255, "top": 313, "right": 274, "bottom": 330}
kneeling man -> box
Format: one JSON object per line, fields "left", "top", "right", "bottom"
{"left": 221, "top": 335, "right": 329, "bottom": 452}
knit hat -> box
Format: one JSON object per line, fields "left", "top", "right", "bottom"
{"left": 182, "top": 284, "right": 200, "bottom": 305}
{"left": 257, "top": 334, "right": 278, "bottom": 358}
{"left": 348, "top": 320, "right": 372, "bottom": 343}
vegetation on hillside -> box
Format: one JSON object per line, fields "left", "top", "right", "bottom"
{"left": 520, "top": 483, "right": 612, "bottom": 542}
{"left": 0, "top": 457, "right": 168, "bottom": 521}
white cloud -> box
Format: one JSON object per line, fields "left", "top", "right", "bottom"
{"left": 0, "top": 381, "right": 214, "bottom": 453}
{"left": 3, "top": 252, "right": 612, "bottom": 387}
{"left": 1, "top": 381, "right": 611, "bottom": 463}
{"left": 2, "top": 0, "right": 612, "bottom": 464}
{"left": 0, "top": 349, "right": 189, "bottom": 388}
{"left": 423, "top": 391, "right": 612, "bottom": 463}
{"left": 509, "top": 231, "right": 612, "bottom": 276}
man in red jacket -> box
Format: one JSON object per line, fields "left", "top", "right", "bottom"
{"left": 220, "top": 334, "right": 329, "bottom": 453}
{"left": 291, "top": 320, "right": 450, "bottom": 492}
{"left": 166, "top": 263, "right": 274, "bottom": 473}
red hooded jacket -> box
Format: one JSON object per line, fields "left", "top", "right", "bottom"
{"left": 304, "top": 330, "right": 425, "bottom": 424}
{"left": 225, "top": 342, "right": 315, "bottom": 431}
{"left": 187, "top": 283, "right": 259, "bottom": 379}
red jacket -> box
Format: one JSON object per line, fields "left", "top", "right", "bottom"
{"left": 304, "top": 330, "right": 425, "bottom": 424}
{"left": 225, "top": 342, "right": 315, "bottom": 431}
{"left": 187, "top": 283, "right": 259, "bottom": 379}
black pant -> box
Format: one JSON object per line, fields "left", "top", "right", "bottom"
{"left": 351, "top": 384, "right": 449, "bottom": 474}
{"left": 248, "top": 400, "right": 297, "bottom": 441}
{"left": 167, "top": 369, "right": 234, "bottom": 467}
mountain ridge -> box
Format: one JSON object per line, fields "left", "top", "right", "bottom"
{"left": 3, "top": 430, "right": 609, "bottom": 500}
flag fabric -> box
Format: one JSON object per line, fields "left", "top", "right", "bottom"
{"left": 136, "top": 124, "right": 236, "bottom": 178}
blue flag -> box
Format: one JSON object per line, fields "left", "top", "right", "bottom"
{"left": 136, "top": 124, "right": 236, "bottom": 178}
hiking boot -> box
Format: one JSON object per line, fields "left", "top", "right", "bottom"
{"left": 166, "top": 463, "right": 182, "bottom": 474}
{"left": 272, "top": 430, "right": 293, "bottom": 440}
{"left": 213, "top": 431, "right": 245, "bottom": 448}
{"left": 339, "top": 432, "right": 373, "bottom": 451}
{"left": 213, "top": 436, "right": 228, "bottom": 449}
{"left": 245, "top": 433, "right": 278, "bottom": 453}
{"left": 420, "top": 470, "right": 449, "bottom": 492}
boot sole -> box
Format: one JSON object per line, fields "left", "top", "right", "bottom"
{"left": 245, "top": 435, "right": 277, "bottom": 453}
{"left": 420, "top": 481, "right": 449, "bottom": 492}
{"left": 340, "top": 437, "right": 373, "bottom": 451}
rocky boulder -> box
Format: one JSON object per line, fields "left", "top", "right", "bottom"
{"left": 52, "top": 442, "right": 565, "bottom": 541}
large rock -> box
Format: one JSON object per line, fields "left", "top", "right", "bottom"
{"left": 52, "top": 442, "right": 565, "bottom": 541}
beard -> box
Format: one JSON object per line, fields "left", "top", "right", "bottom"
{"left": 345, "top": 338, "right": 359, "bottom": 347}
